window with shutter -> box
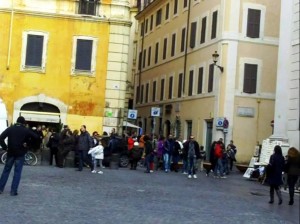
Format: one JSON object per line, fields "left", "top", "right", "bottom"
{"left": 208, "top": 64, "right": 214, "bottom": 92}
{"left": 183, "top": 0, "right": 188, "bottom": 9}
{"left": 171, "top": 33, "right": 176, "bottom": 57}
{"left": 211, "top": 11, "right": 218, "bottom": 39}
{"left": 152, "top": 81, "right": 157, "bottom": 102}
{"left": 188, "top": 70, "right": 194, "bottom": 96}
{"left": 75, "top": 39, "right": 93, "bottom": 71}
{"left": 178, "top": 73, "right": 183, "bottom": 98}
{"left": 155, "top": 42, "right": 159, "bottom": 64}
{"left": 190, "top": 22, "right": 197, "bottom": 48}
{"left": 163, "top": 38, "right": 168, "bottom": 60}
{"left": 138, "top": 51, "right": 142, "bottom": 70}
{"left": 145, "top": 83, "right": 149, "bottom": 103}
{"left": 165, "top": 3, "right": 169, "bottom": 20}
{"left": 247, "top": 9, "right": 261, "bottom": 38}
{"left": 150, "top": 15, "right": 153, "bottom": 31}
{"left": 197, "top": 67, "right": 203, "bottom": 94}
{"left": 174, "top": 0, "right": 178, "bottom": 15}
{"left": 148, "top": 46, "right": 151, "bottom": 66}
{"left": 143, "top": 49, "right": 146, "bottom": 68}
{"left": 136, "top": 86, "right": 140, "bottom": 104}
{"left": 156, "top": 9, "right": 162, "bottom": 26}
{"left": 243, "top": 63, "right": 257, "bottom": 93}
{"left": 200, "top": 17, "right": 207, "bottom": 43}
{"left": 169, "top": 76, "right": 173, "bottom": 99}
{"left": 141, "top": 85, "right": 144, "bottom": 103}
{"left": 78, "top": 0, "right": 97, "bottom": 15}
{"left": 160, "top": 79, "right": 165, "bottom": 100}
{"left": 25, "top": 35, "right": 44, "bottom": 67}
{"left": 181, "top": 28, "right": 186, "bottom": 52}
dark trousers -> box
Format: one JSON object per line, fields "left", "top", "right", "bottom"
{"left": 78, "top": 150, "right": 92, "bottom": 171}
{"left": 287, "top": 175, "right": 299, "bottom": 202}
{"left": 130, "top": 158, "right": 138, "bottom": 169}
{"left": 0, "top": 155, "right": 25, "bottom": 194}
{"left": 269, "top": 184, "right": 282, "bottom": 201}
{"left": 49, "top": 147, "right": 58, "bottom": 166}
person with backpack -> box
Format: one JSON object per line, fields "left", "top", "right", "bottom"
{"left": 214, "top": 138, "right": 227, "bottom": 178}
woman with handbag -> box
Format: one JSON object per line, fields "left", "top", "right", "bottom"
{"left": 266, "top": 145, "right": 285, "bottom": 205}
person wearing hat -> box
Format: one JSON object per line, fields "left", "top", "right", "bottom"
{"left": 0, "top": 116, "right": 39, "bottom": 196}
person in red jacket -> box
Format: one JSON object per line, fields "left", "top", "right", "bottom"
{"left": 213, "top": 138, "right": 227, "bottom": 178}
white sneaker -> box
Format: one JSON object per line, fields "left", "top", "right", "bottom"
{"left": 91, "top": 170, "right": 97, "bottom": 173}
{"left": 220, "top": 176, "right": 227, "bottom": 179}
{"left": 182, "top": 172, "right": 188, "bottom": 175}
{"left": 98, "top": 171, "right": 103, "bottom": 174}
{"left": 193, "top": 175, "right": 197, "bottom": 179}
{"left": 188, "top": 175, "right": 192, "bottom": 179}
{"left": 150, "top": 170, "right": 154, "bottom": 173}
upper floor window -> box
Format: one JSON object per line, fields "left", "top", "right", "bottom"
{"left": 140, "top": 22, "right": 144, "bottom": 37}
{"left": 150, "top": 15, "right": 154, "bottom": 31}
{"left": 163, "top": 37, "right": 168, "bottom": 60}
{"left": 78, "top": 0, "right": 98, "bottom": 16}
{"left": 188, "top": 70, "right": 194, "bottom": 96}
{"left": 148, "top": 46, "right": 152, "bottom": 66}
{"left": 174, "top": 0, "right": 178, "bottom": 15}
{"left": 142, "top": 49, "right": 146, "bottom": 68}
{"left": 178, "top": 73, "right": 183, "bottom": 98}
{"left": 208, "top": 64, "right": 214, "bottom": 92}
{"left": 171, "top": 33, "right": 176, "bottom": 57}
{"left": 181, "top": 28, "right": 186, "bottom": 52}
{"left": 152, "top": 81, "right": 157, "bottom": 102}
{"left": 165, "top": 3, "right": 170, "bottom": 20}
{"left": 145, "top": 83, "right": 149, "bottom": 103}
{"left": 200, "top": 17, "right": 207, "bottom": 44}
{"left": 140, "top": 84, "right": 144, "bottom": 103}
{"left": 247, "top": 9, "right": 261, "bottom": 38}
{"left": 183, "top": 0, "right": 188, "bottom": 9}
{"left": 156, "top": 9, "right": 162, "bottom": 26}
{"left": 21, "top": 31, "right": 49, "bottom": 73}
{"left": 155, "top": 42, "right": 159, "bottom": 64}
{"left": 211, "top": 11, "right": 218, "bottom": 39}
{"left": 190, "top": 22, "right": 197, "bottom": 48}
{"left": 243, "top": 63, "right": 258, "bottom": 93}
{"left": 72, "top": 36, "right": 98, "bottom": 75}
{"left": 145, "top": 19, "right": 149, "bottom": 34}
{"left": 168, "top": 76, "right": 173, "bottom": 99}
{"left": 160, "top": 78, "right": 165, "bottom": 101}
{"left": 197, "top": 67, "right": 204, "bottom": 94}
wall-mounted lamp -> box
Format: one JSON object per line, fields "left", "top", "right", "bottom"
{"left": 212, "top": 51, "right": 224, "bottom": 73}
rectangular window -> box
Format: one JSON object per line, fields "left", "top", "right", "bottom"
{"left": 168, "top": 76, "right": 173, "bottom": 99}
{"left": 247, "top": 9, "right": 261, "bottom": 38}
{"left": 208, "top": 64, "right": 214, "bottom": 92}
{"left": 171, "top": 33, "right": 176, "bottom": 57}
{"left": 155, "top": 42, "right": 159, "bottom": 64}
{"left": 145, "top": 19, "right": 148, "bottom": 34}
{"left": 211, "top": 11, "right": 218, "bottom": 39}
{"left": 148, "top": 46, "right": 151, "bottom": 66}
{"left": 141, "top": 85, "right": 144, "bottom": 103}
{"left": 140, "top": 22, "right": 144, "bottom": 37}
{"left": 152, "top": 81, "right": 157, "bottom": 102}
{"left": 136, "top": 86, "right": 140, "bottom": 104}
{"left": 75, "top": 39, "right": 93, "bottom": 71}
{"left": 183, "top": 0, "right": 188, "bottom": 8}
{"left": 181, "top": 28, "right": 186, "bottom": 52}
{"left": 188, "top": 70, "right": 194, "bottom": 96}
{"left": 25, "top": 35, "right": 44, "bottom": 67}
{"left": 190, "top": 22, "right": 197, "bottom": 48}
{"left": 160, "top": 79, "right": 165, "bottom": 100}
{"left": 174, "top": 0, "right": 178, "bottom": 15}
{"left": 138, "top": 51, "right": 142, "bottom": 70}
{"left": 197, "top": 67, "right": 203, "bottom": 94}
{"left": 145, "top": 83, "right": 149, "bottom": 103}
{"left": 163, "top": 38, "right": 168, "bottom": 60}
{"left": 165, "top": 3, "right": 170, "bottom": 20}
{"left": 78, "top": 0, "right": 97, "bottom": 15}
{"left": 178, "top": 73, "right": 183, "bottom": 98}
{"left": 150, "top": 15, "right": 154, "bottom": 31}
{"left": 187, "top": 120, "right": 193, "bottom": 139}
{"left": 243, "top": 63, "right": 258, "bottom": 93}
{"left": 200, "top": 17, "right": 207, "bottom": 43}
{"left": 142, "top": 49, "right": 146, "bottom": 68}
{"left": 156, "top": 9, "right": 162, "bottom": 26}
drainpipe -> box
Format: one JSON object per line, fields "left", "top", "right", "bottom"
{"left": 182, "top": 0, "right": 191, "bottom": 95}
{"left": 7, "top": 0, "right": 14, "bottom": 70}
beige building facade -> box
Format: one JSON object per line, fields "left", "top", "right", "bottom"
{"left": 134, "top": 0, "right": 281, "bottom": 163}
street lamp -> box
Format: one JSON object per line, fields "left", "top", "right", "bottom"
{"left": 212, "top": 51, "right": 224, "bottom": 73}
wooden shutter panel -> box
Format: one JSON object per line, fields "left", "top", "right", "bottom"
{"left": 178, "top": 73, "right": 183, "bottom": 98}
{"left": 169, "top": 76, "right": 173, "bottom": 99}
{"left": 152, "top": 81, "right": 156, "bottom": 102}
{"left": 243, "top": 64, "right": 258, "bottom": 93}
{"left": 197, "top": 67, "right": 203, "bottom": 94}
{"left": 181, "top": 28, "right": 186, "bottom": 52}
{"left": 208, "top": 64, "right": 214, "bottom": 92}
{"left": 200, "top": 17, "right": 207, "bottom": 43}
{"left": 247, "top": 9, "right": 261, "bottom": 38}
{"left": 190, "top": 22, "right": 197, "bottom": 48}
{"left": 211, "top": 11, "right": 218, "bottom": 39}
{"left": 188, "top": 70, "right": 194, "bottom": 96}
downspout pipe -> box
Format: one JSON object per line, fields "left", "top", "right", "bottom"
{"left": 182, "top": 0, "right": 191, "bottom": 95}
{"left": 7, "top": 0, "right": 14, "bottom": 70}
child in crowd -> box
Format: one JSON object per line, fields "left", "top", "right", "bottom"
{"left": 88, "top": 142, "right": 104, "bottom": 174}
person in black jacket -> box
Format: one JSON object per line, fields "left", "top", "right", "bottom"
{"left": 47, "top": 128, "right": 60, "bottom": 166}
{"left": 266, "top": 145, "right": 285, "bottom": 205}
{"left": 0, "top": 116, "right": 39, "bottom": 196}
{"left": 183, "top": 135, "right": 200, "bottom": 179}
{"left": 144, "top": 135, "right": 153, "bottom": 173}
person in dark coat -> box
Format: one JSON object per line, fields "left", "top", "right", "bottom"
{"left": 76, "top": 125, "right": 93, "bottom": 171}
{"left": 0, "top": 116, "right": 39, "bottom": 196}
{"left": 183, "top": 135, "right": 200, "bottom": 179}
{"left": 57, "top": 129, "right": 75, "bottom": 168}
{"left": 47, "top": 128, "right": 60, "bottom": 166}
{"left": 144, "top": 135, "right": 153, "bottom": 173}
{"left": 163, "top": 134, "right": 174, "bottom": 173}
{"left": 206, "top": 141, "right": 217, "bottom": 177}
{"left": 284, "top": 147, "right": 300, "bottom": 205}
{"left": 266, "top": 145, "right": 285, "bottom": 205}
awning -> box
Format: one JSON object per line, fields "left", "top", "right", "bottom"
{"left": 20, "top": 111, "right": 60, "bottom": 123}
{"left": 123, "top": 121, "right": 141, "bottom": 129}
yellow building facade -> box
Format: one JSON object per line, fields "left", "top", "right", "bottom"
{"left": 0, "top": 0, "right": 135, "bottom": 134}
{"left": 134, "top": 0, "right": 281, "bottom": 163}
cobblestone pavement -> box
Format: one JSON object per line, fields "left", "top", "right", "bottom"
{"left": 0, "top": 164, "right": 299, "bottom": 224}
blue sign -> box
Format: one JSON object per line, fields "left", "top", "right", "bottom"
{"left": 128, "top": 109, "right": 137, "bottom": 119}
{"left": 151, "top": 107, "right": 160, "bottom": 117}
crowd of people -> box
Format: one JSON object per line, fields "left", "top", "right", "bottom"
{"left": 0, "top": 116, "right": 299, "bottom": 207}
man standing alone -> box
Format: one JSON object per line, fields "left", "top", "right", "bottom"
{"left": 0, "top": 116, "right": 38, "bottom": 196}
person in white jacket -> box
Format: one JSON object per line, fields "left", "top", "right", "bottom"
{"left": 88, "top": 143, "right": 104, "bottom": 174}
